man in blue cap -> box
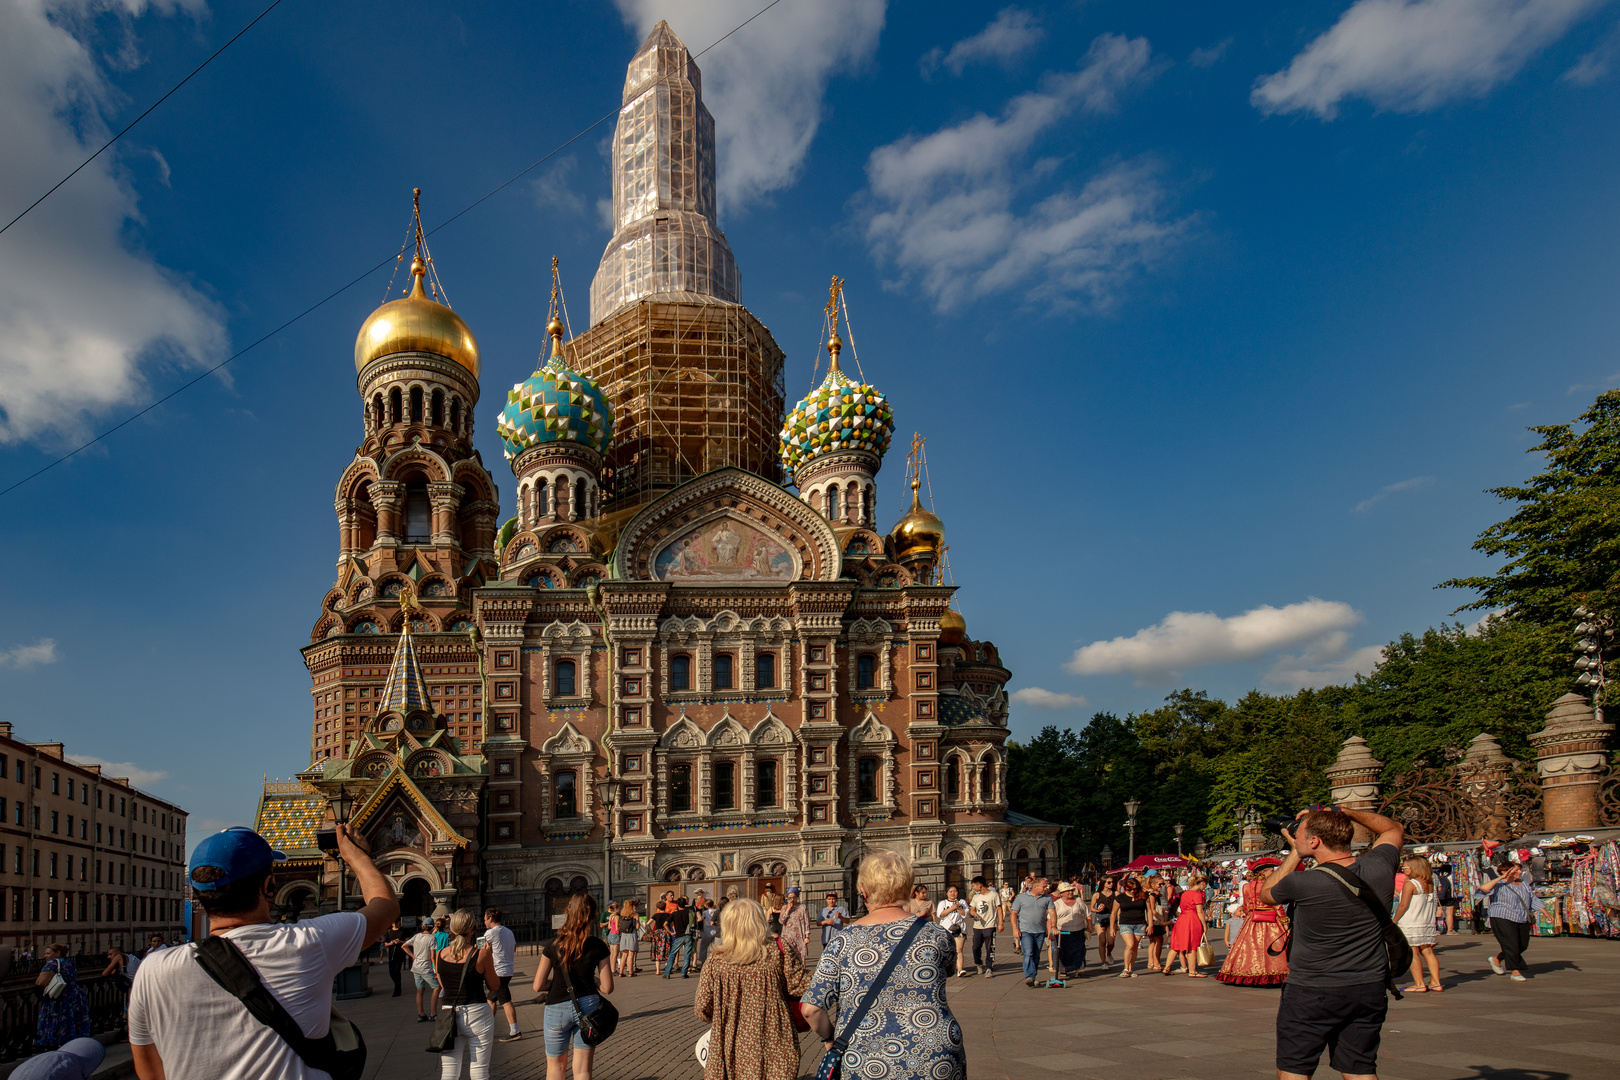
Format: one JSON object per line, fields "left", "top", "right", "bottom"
{"left": 11, "top": 1037, "right": 104, "bottom": 1080}
{"left": 129, "top": 824, "right": 398, "bottom": 1079}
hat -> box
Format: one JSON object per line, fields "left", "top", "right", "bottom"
{"left": 11, "top": 1038, "right": 106, "bottom": 1080}
{"left": 1144, "top": 869, "right": 1158, "bottom": 877}
{"left": 1056, "top": 882, "right": 1076, "bottom": 894}
{"left": 786, "top": 887, "right": 800, "bottom": 895}
{"left": 188, "top": 826, "right": 286, "bottom": 892}
{"left": 1250, "top": 857, "right": 1282, "bottom": 870}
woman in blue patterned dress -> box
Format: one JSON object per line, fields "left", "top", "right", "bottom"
{"left": 35, "top": 943, "right": 91, "bottom": 1049}
{"left": 802, "top": 850, "right": 966, "bottom": 1080}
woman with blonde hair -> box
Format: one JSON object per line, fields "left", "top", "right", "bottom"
{"left": 615, "top": 899, "right": 640, "bottom": 977}
{"left": 1395, "top": 856, "right": 1443, "bottom": 992}
{"left": 434, "top": 908, "right": 501, "bottom": 1080}
{"left": 533, "top": 893, "right": 614, "bottom": 1080}
{"left": 802, "top": 850, "right": 965, "bottom": 1080}
{"left": 694, "top": 898, "right": 808, "bottom": 1080}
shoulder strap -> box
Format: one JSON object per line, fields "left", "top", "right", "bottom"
{"left": 833, "top": 918, "right": 927, "bottom": 1053}
{"left": 554, "top": 945, "right": 586, "bottom": 1017}
{"left": 193, "top": 935, "right": 331, "bottom": 1068}
{"left": 1314, "top": 864, "right": 1395, "bottom": 928}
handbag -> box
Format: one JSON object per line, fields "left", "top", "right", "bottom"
{"left": 43, "top": 972, "right": 66, "bottom": 1000}
{"left": 556, "top": 945, "right": 619, "bottom": 1046}
{"left": 193, "top": 935, "right": 366, "bottom": 1080}
{"left": 1315, "top": 864, "right": 1415, "bottom": 1000}
{"left": 816, "top": 917, "right": 927, "bottom": 1080}
{"left": 1195, "top": 941, "right": 1215, "bottom": 967}
{"left": 776, "top": 939, "right": 811, "bottom": 1032}
{"left": 425, "top": 950, "right": 479, "bottom": 1053}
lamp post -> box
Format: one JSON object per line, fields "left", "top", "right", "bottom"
{"left": 854, "top": 812, "right": 871, "bottom": 915}
{"left": 595, "top": 775, "right": 623, "bottom": 912}
{"left": 1173, "top": 823, "right": 1184, "bottom": 857}
{"left": 329, "top": 785, "right": 355, "bottom": 911}
{"left": 1124, "top": 799, "right": 1140, "bottom": 865}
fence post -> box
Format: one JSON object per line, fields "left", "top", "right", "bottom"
{"left": 1326, "top": 737, "right": 1384, "bottom": 846}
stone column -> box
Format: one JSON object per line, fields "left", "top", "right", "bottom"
{"left": 430, "top": 888, "right": 457, "bottom": 918}
{"left": 1531, "top": 692, "right": 1614, "bottom": 832}
{"left": 1459, "top": 733, "right": 1514, "bottom": 840}
{"left": 1326, "top": 736, "right": 1385, "bottom": 845}
{"left": 429, "top": 482, "right": 463, "bottom": 546}
{"left": 371, "top": 481, "right": 403, "bottom": 546}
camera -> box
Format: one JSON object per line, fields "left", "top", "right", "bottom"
{"left": 316, "top": 829, "right": 338, "bottom": 853}
{"left": 1264, "top": 815, "right": 1299, "bottom": 838}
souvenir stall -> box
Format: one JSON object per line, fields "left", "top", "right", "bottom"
{"left": 1500, "top": 829, "right": 1620, "bottom": 938}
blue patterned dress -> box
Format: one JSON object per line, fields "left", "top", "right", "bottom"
{"left": 36, "top": 958, "right": 91, "bottom": 1049}
{"left": 802, "top": 918, "right": 966, "bottom": 1080}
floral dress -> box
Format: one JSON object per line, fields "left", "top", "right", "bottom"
{"left": 802, "top": 919, "right": 965, "bottom": 1080}
{"left": 36, "top": 958, "right": 91, "bottom": 1049}
{"left": 695, "top": 943, "right": 809, "bottom": 1080}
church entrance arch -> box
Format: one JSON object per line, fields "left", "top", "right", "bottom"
{"left": 400, "top": 877, "right": 434, "bottom": 919}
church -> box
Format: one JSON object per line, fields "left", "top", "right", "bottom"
{"left": 257, "top": 22, "right": 1057, "bottom": 923}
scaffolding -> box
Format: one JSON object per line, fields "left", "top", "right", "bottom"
{"left": 566, "top": 296, "right": 785, "bottom": 509}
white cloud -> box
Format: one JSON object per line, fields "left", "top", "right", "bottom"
{"left": 531, "top": 154, "right": 586, "bottom": 217}
{"left": 1466, "top": 608, "right": 1509, "bottom": 635}
{"left": 612, "top": 1, "right": 885, "bottom": 210}
{"left": 1253, "top": 0, "right": 1607, "bottom": 119}
{"left": 1563, "top": 19, "right": 1620, "bottom": 83}
{"left": 1067, "top": 598, "right": 1364, "bottom": 684}
{"left": 0, "top": 639, "right": 58, "bottom": 668}
{"left": 1190, "top": 38, "right": 1234, "bottom": 69}
{"left": 1265, "top": 634, "right": 1386, "bottom": 689}
{"left": 865, "top": 34, "right": 1186, "bottom": 311}
{"left": 1353, "top": 474, "right": 1434, "bottom": 512}
{"left": 921, "top": 7, "right": 1044, "bottom": 78}
{"left": 1011, "top": 686, "right": 1090, "bottom": 709}
{"left": 69, "top": 755, "right": 168, "bottom": 788}
{"left": 0, "top": 1, "right": 227, "bottom": 445}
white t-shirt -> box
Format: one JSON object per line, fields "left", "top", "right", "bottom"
{"left": 969, "top": 890, "right": 1001, "bottom": 930}
{"left": 484, "top": 924, "right": 515, "bottom": 977}
{"left": 128, "top": 913, "right": 367, "bottom": 1080}
{"left": 408, "top": 931, "right": 438, "bottom": 975}
{"left": 935, "top": 898, "right": 969, "bottom": 932}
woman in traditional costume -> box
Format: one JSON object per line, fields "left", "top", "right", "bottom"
{"left": 1215, "top": 858, "right": 1290, "bottom": 986}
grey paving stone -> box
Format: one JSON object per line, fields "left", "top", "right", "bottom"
{"left": 1045, "top": 1021, "right": 1127, "bottom": 1036}
{"left": 1015, "top": 1052, "right": 1124, "bottom": 1070}
{"left": 1407, "top": 1052, "right": 1568, "bottom": 1073}
{"left": 1156, "top": 1013, "right": 1231, "bottom": 1026}
{"left": 1531, "top": 1041, "right": 1620, "bottom": 1061}
{"left": 1131, "top": 1039, "right": 1250, "bottom": 1058}
{"left": 1382, "top": 1020, "right": 1479, "bottom": 1034}
{"left": 1479, "top": 1010, "right": 1596, "bottom": 1026}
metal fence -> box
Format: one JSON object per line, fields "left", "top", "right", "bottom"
{"left": 0, "top": 974, "right": 126, "bottom": 1062}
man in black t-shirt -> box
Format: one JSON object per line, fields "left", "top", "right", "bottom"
{"left": 662, "top": 897, "right": 696, "bottom": 978}
{"left": 1262, "top": 805, "right": 1403, "bottom": 1080}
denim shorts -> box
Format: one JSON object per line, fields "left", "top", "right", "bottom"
{"left": 413, "top": 970, "right": 439, "bottom": 989}
{"left": 544, "top": 995, "right": 598, "bottom": 1056}
{"left": 606, "top": 932, "right": 621, "bottom": 945}
{"left": 1119, "top": 923, "right": 1147, "bottom": 936}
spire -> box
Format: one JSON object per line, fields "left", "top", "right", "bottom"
{"left": 825, "top": 275, "right": 844, "bottom": 378}
{"left": 379, "top": 593, "right": 431, "bottom": 716}
{"left": 547, "top": 256, "right": 565, "bottom": 364}
{"left": 590, "top": 21, "right": 741, "bottom": 323}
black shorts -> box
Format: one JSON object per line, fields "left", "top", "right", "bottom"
{"left": 485, "top": 975, "right": 512, "bottom": 1005}
{"left": 1276, "top": 981, "right": 1388, "bottom": 1076}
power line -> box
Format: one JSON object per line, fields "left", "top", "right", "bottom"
{"left": 0, "top": 0, "right": 289, "bottom": 239}
{"left": 0, "top": 1, "right": 787, "bottom": 499}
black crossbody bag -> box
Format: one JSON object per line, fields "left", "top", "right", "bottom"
{"left": 556, "top": 946, "right": 618, "bottom": 1046}
{"left": 1314, "top": 864, "right": 1414, "bottom": 1000}
{"left": 193, "top": 935, "right": 366, "bottom": 1080}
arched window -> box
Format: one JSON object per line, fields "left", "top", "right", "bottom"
{"left": 713, "top": 654, "right": 733, "bottom": 690}
{"left": 945, "top": 850, "right": 964, "bottom": 894}
{"left": 431, "top": 389, "right": 444, "bottom": 426}
{"left": 862, "top": 485, "right": 873, "bottom": 526}
{"left": 536, "top": 483, "right": 549, "bottom": 518}
{"left": 979, "top": 759, "right": 995, "bottom": 802}
{"left": 757, "top": 760, "right": 779, "bottom": 807}
{"left": 554, "top": 770, "right": 577, "bottom": 819}
{"left": 409, "top": 386, "right": 424, "bottom": 423}
{"left": 945, "top": 756, "right": 960, "bottom": 799}
{"left": 755, "top": 653, "right": 776, "bottom": 690}
{"left": 670, "top": 654, "right": 691, "bottom": 692}
{"left": 856, "top": 654, "right": 875, "bottom": 689}
{"left": 404, "top": 481, "right": 431, "bottom": 543}
{"left": 671, "top": 764, "right": 692, "bottom": 813}
{"left": 450, "top": 397, "right": 461, "bottom": 434}
{"left": 555, "top": 659, "right": 577, "bottom": 697}
{"left": 826, "top": 483, "right": 839, "bottom": 521}
{"left": 980, "top": 846, "right": 997, "bottom": 888}
{"left": 574, "top": 478, "right": 587, "bottom": 520}
{"left": 714, "top": 762, "right": 735, "bottom": 810}
{"left": 858, "top": 757, "right": 878, "bottom": 803}
{"left": 811, "top": 488, "right": 823, "bottom": 516}
{"left": 389, "top": 388, "right": 403, "bottom": 424}
{"left": 371, "top": 394, "right": 384, "bottom": 431}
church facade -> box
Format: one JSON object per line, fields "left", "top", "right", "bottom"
{"left": 258, "top": 22, "right": 1056, "bottom": 922}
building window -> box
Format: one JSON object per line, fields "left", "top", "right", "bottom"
{"left": 670, "top": 655, "right": 691, "bottom": 691}
{"left": 555, "top": 659, "right": 577, "bottom": 697}
{"left": 858, "top": 758, "right": 878, "bottom": 803}
{"left": 757, "top": 760, "right": 779, "bottom": 808}
{"left": 554, "top": 770, "right": 577, "bottom": 819}
{"left": 50, "top": 811, "right": 58, "bottom": 834}
{"left": 713, "top": 654, "right": 733, "bottom": 690}
{"left": 714, "top": 763, "right": 735, "bottom": 811}
{"left": 857, "top": 654, "right": 875, "bottom": 689}
{"left": 670, "top": 765, "right": 692, "bottom": 813}
{"left": 946, "top": 757, "right": 960, "bottom": 799}
{"left": 755, "top": 653, "right": 776, "bottom": 690}
{"left": 404, "top": 481, "right": 431, "bottom": 543}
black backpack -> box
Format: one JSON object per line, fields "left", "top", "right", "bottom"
{"left": 1314, "top": 864, "right": 1415, "bottom": 1000}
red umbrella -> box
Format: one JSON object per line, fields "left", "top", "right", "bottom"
{"left": 1111, "top": 854, "right": 1190, "bottom": 874}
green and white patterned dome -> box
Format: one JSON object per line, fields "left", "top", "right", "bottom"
{"left": 496, "top": 317, "right": 615, "bottom": 462}
{"left": 779, "top": 334, "right": 894, "bottom": 480}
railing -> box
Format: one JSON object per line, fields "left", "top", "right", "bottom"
{"left": 0, "top": 974, "right": 126, "bottom": 1062}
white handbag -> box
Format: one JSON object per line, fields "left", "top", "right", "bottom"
{"left": 44, "top": 972, "right": 66, "bottom": 1000}
{"left": 695, "top": 1029, "right": 711, "bottom": 1066}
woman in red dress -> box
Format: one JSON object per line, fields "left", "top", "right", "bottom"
{"left": 1166, "top": 873, "right": 1210, "bottom": 976}
{"left": 1215, "top": 859, "right": 1290, "bottom": 986}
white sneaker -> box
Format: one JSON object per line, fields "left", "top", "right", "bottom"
{"left": 1489, "top": 955, "right": 1506, "bottom": 975}
{"left": 1510, "top": 973, "right": 1527, "bottom": 982}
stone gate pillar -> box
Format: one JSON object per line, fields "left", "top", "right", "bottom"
{"left": 1531, "top": 693, "right": 1614, "bottom": 832}
{"left": 1325, "top": 736, "right": 1384, "bottom": 846}
{"left": 1459, "top": 733, "right": 1514, "bottom": 840}
{"left": 1239, "top": 809, "right": 1267, "bottom": 853}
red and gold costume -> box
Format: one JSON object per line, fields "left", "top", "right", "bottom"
{"left": 1215, "top": 878, "right": 1290, "bottom": 986}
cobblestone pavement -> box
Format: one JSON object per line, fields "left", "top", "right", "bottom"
{"left": 346, "top": 930, "right": 1620, "bottom": 1079}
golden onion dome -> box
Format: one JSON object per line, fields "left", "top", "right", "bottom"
{"left": 891, "top": 478, "right": 945, "bottom": 558}
{"left": 355, "top": 256, "right": 480, "bottom": 378}
{"left": 939, "top": 607, "right": 967, "bottom": 645}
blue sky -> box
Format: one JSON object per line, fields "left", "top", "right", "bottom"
{"left": 1, "top": 0, "right": 1618, "bottom": 846}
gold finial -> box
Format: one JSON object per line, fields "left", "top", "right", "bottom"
{"left": 405, "top": 189, "right": 429, "bottom": 298}
{"left": 399, "top": 589, "right": 420, "bottom": 618}
{"left": 547, "top": 256, "right": 565, "bottom": 360}
{"left": 825, "top": 275, "right": 845, "bottom": 374}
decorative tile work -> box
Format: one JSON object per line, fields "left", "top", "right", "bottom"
{"left": 497, "top": 360, "right": 615, "bottom": 459}
{"left": 379, "top": 625, "right": 431, "bottom": 715}
{"left": 255, "top": 787, "right": 325, "bottom": 852}
{"left": 779, "top": 365, "right": 894, "bottom": 478}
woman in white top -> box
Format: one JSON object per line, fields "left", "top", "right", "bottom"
{"left": 1393, "top": 856, "right": 1442, "bottom": 992}
{"left": 935, "top": 886, "right": 970, "bottom": 976}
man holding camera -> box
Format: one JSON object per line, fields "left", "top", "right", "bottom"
{"left": 1260, "top": 805, "right": 1403, "bottom": 1080}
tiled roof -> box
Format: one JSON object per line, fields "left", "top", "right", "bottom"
{"left": 256, "top": 782, "right": 325, "bottom": 853}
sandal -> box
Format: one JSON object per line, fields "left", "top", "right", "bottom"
{"left": 1117, "top": 971, "right": 1132, "bottom": 979}
{"left": 1187, "top": 973, "right": 1209, "bottom": 978}
{"left": 1399, "top": 985, "right": 1427, "bottom": 993}
{"left": 1428, "top": 984, "right": 1444, "bottom": 992}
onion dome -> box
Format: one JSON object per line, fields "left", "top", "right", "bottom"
{"left": 779, "top": 332, "right": 894, "bottom": 480}
{"left": 891, "top": 477, "right": 946, "bottom": 558}
{"left": 939, "top": 607, "right": 967, "bottom": 645}
{"left": 495, "top": 316, "right": 615, "bottom": 462}
{"left": 355, "top": 255, "right": 480, "bottom": 377}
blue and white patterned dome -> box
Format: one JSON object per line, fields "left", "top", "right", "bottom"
{"left": 496, "top": 318, "right": 615, "bottom": 462}
{"left": 779, "top": 335, "right": 894, "bottom": 480}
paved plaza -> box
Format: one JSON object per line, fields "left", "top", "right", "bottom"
{"left": 329, "top": 929, "right": 1620, "bottom": 1080}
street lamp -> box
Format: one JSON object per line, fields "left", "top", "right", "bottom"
{"left": 1124, "top": 799, "right": 1140, "bottom": 864}
{"left": 329, "top": 786, "right": 354, "bottom": 911}
{"left": 1173, "top": 823, "right": 1184, "bottom": 857}
{"left": 595, "top": 775, "right": 624, "bottom": 911}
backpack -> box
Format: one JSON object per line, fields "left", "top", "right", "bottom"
{"left": 1314, "top": 864, "right": 1414, "bottom": 1000}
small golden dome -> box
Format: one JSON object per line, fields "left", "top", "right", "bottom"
{"left": 939, "top": 607, "right": 966, "bottom": 645}
{"left": 355, "top": 256, "right": 480, "bottom": 378}
{"left": 891, "top": 479, "right": 945, "bottom": 558}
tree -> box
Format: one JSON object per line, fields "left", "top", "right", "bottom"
{"left": 1440, "top": 389, "right": 1620, "bottom": 631}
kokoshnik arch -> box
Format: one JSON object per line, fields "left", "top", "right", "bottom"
{"left": 256, "top": 21, "right": 1058, "bottom": 922}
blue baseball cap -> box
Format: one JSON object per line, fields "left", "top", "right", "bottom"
{"left": 189, "top": 827, "right": 286, "bottom": 892}
{"left": 11, "top": 1038, "right": 105, "bottom": 1080}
